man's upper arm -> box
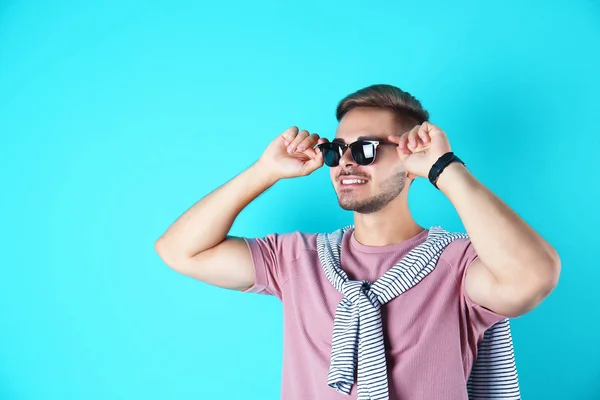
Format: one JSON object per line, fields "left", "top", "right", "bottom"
{"left": 463, "top": 258, "right": 511, "bottom": 316}
{"left": 465, "top": 257, "right": 544, "bottom": 319}
{"left": 455, "top": 239, "right": 532, "bottom": 319}
{"left": 441, "top": 239, "right": 510, "bottom": 331}
{"left": 163, "top": 232, "right": 295, "bottom": 299}
{"left": 165, "top": 236, "right": 257, "bottom": 292}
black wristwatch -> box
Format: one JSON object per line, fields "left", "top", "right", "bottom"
{"left": 428, "top": 152, "right": 465, "bottom": 189}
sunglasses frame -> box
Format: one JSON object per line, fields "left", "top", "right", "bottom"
{"left": 317, "top": 139, "right": 398, "bottom": 167}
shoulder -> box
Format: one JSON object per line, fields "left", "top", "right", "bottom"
{"left": 438, "top": 236, "right": 477, "bottom": 268}
{"left": 429, "top": 228, "right": 478, "bottom": 282}
{"left": 244, "top": 230, "right": 320, "bottom": 262}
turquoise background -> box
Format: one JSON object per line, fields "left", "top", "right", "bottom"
{"left": 1, "top": 0, "right": 599, "bottom": 399}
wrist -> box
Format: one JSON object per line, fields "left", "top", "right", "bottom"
{"left": 251, "top": 160, "right": 281, "bottom": 187}
{"left": 435, "top": 162, "right": 472, "bottom": 193}
{"left": 427, "top": 151, "right": 466, "bottom": 189}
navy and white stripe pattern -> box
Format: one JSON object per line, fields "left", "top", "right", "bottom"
{"left": 466, "top": 318, "right": 521, "bottom": 399}
{"left": 316, "top": 225, "right": 521, "bottom": 399}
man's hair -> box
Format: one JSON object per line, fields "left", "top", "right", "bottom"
{"left": 336, "top": 84, "right": 429, "bottom": 129}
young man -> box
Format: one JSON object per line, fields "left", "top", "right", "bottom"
{"left": 155, "top": 84, "right": 560, "bottom": 399}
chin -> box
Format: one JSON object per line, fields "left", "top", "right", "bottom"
{"left": 337, "top": 191, "right": 400, "bottom": 214}
{"left": 338, "top": 201, "right": 382, "bottom": 214}
{"left": 337, "top": 196, "right": 375, "bottom": 214}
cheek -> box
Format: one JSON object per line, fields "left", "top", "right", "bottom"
{"left": 370, "top": 163, "right": 403, "bottom": 184}
{"left": 379, "top": 154, "right": 404, "bottom": 171}
{"left": 329, "top": 168, "right": 337, "bottom": 182}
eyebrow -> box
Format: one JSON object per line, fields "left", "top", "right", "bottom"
{"left": 357, "top": 135, "right": 383, "bottom": 141}
{"left": 332, "top": 135, "right": 387, "bottom": 144}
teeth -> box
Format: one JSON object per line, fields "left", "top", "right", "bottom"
{"left": 342, "top": 179, "right": 367, "bottom": 185}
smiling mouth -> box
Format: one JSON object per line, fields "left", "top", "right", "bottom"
{"left": 340, "top": 179, "right": 368, "bottom": 186}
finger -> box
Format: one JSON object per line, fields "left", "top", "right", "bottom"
{"left": 397, "top": 140, "right": 412, "bottom": 155}
{"left": 424, "top": 122, "right": 446, "bottom": 140}
{"left": 399, "top": 126, "right": 415, "bottom": 149}
{"left": 409, "top": 125, "right": 431, "bottom": 150}
{"left": 281, "top": 126, "right": 299, "bottom": 146}
{"left": 304, "top": 148, "right": 317, "bottom": 159}
{"left": 388, "top": 135, "right": 406, "bottom": 153}
{"left": 408, "top": 127, "right": 420, "bottom": 149}
{"left": 417, "top": 126, "right": 430, "bottom": 144}
{"left": 303, "top": 137, "right": 320, "bottom": 158}
{"left": 297, "top": 133, "right": 320, "bottom": 152}
{"left": 301, "top": 152, "right": 324, "bottom": 175}
{"left": 315, "top": 137, "right": 329, "bottom": 153}
{"left": 288, "top": 129, "right": 309, "bottom": 153}
{"left": 398, "top": 134, "right": 409, "bottom": 150}
{"left": 397, "top": 146, "right": 411, "bottom": 163}
{"left": 421, "top": 121, "right": 435, "bottom": 133}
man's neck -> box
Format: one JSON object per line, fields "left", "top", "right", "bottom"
{"left": 352, "top": 198, "right": 424, "bottom": 247}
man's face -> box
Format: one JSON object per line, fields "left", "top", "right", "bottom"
{"left": 329, "top": 107, "right": 412, "bottom": 214}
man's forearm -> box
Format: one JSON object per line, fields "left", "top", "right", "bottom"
{"left": 156, "top": 161, "right": 278, "bottom": 259}
{"left": 436, "top": 163, "right": 560, "bottom": 290}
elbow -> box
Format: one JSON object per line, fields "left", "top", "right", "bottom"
{"left": 522, "top": 246, "right": 562, "bottom": 298}
{"left": 516, "top": 255, "right": 562, "bottom": 316}
{"left": 154, "top": 236, "right": 168, "bottom": 258}
{"left": 496, "top": 253, "right": 562, "bottom": 318}
{"left": 541, "top": 248, "right": 561, "bottom": 294}
{"left": 154, "top": 236, "right": 183, "bottom": 271}
{"left": 531, "top": 252, "right": 562, "bottom": 301}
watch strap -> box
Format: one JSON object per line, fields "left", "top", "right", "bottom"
{"left": 428, "top": 152, "right": 465, "bottom": 189}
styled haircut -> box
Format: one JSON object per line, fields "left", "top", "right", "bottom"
{"left": 336, "top": 84, "right": 429, "bottom": 129}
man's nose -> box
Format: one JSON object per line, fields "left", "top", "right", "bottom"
{"left": 339, "top": 146, "right": 356, "bottom": 167}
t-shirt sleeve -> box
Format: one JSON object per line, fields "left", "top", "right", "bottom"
{"left": 242, "top": 232, "right": 302, "bottom": 300}
{"left": 442, "top": 238, "right": 510, "bottom": 332}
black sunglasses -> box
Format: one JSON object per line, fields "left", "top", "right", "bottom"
{"left": 317, "top": 140, "right": 398, "bottom": 167}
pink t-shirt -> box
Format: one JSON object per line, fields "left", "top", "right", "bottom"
{"left": 243, "top": 227, "right": 507, "bottom": 400}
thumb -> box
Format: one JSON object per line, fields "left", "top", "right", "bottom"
{"left": 300, "top": 152, "right": 324, "bottom": 175}
{"left": 389, "top": 134, "right": 410, "bottom": 162}
{"left": 396, "top": 145, "right": 412, "bottom": 163}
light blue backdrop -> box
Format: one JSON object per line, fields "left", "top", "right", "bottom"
{"left": 1, "top": 0, "right": 599, "bottom": 399}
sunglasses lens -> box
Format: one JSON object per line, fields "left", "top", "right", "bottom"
{"left": 351, "top": 142, "right": 376, "bottom": 165}
{"left": 320, "top": 143, "right": 341, "bottom": 166}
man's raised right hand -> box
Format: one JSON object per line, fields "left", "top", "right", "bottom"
{"left": 156, "top": 126, "right": 327, "bottom": 292}
{"left": 257, "top": 126, "right": 326, "bottom": 181}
